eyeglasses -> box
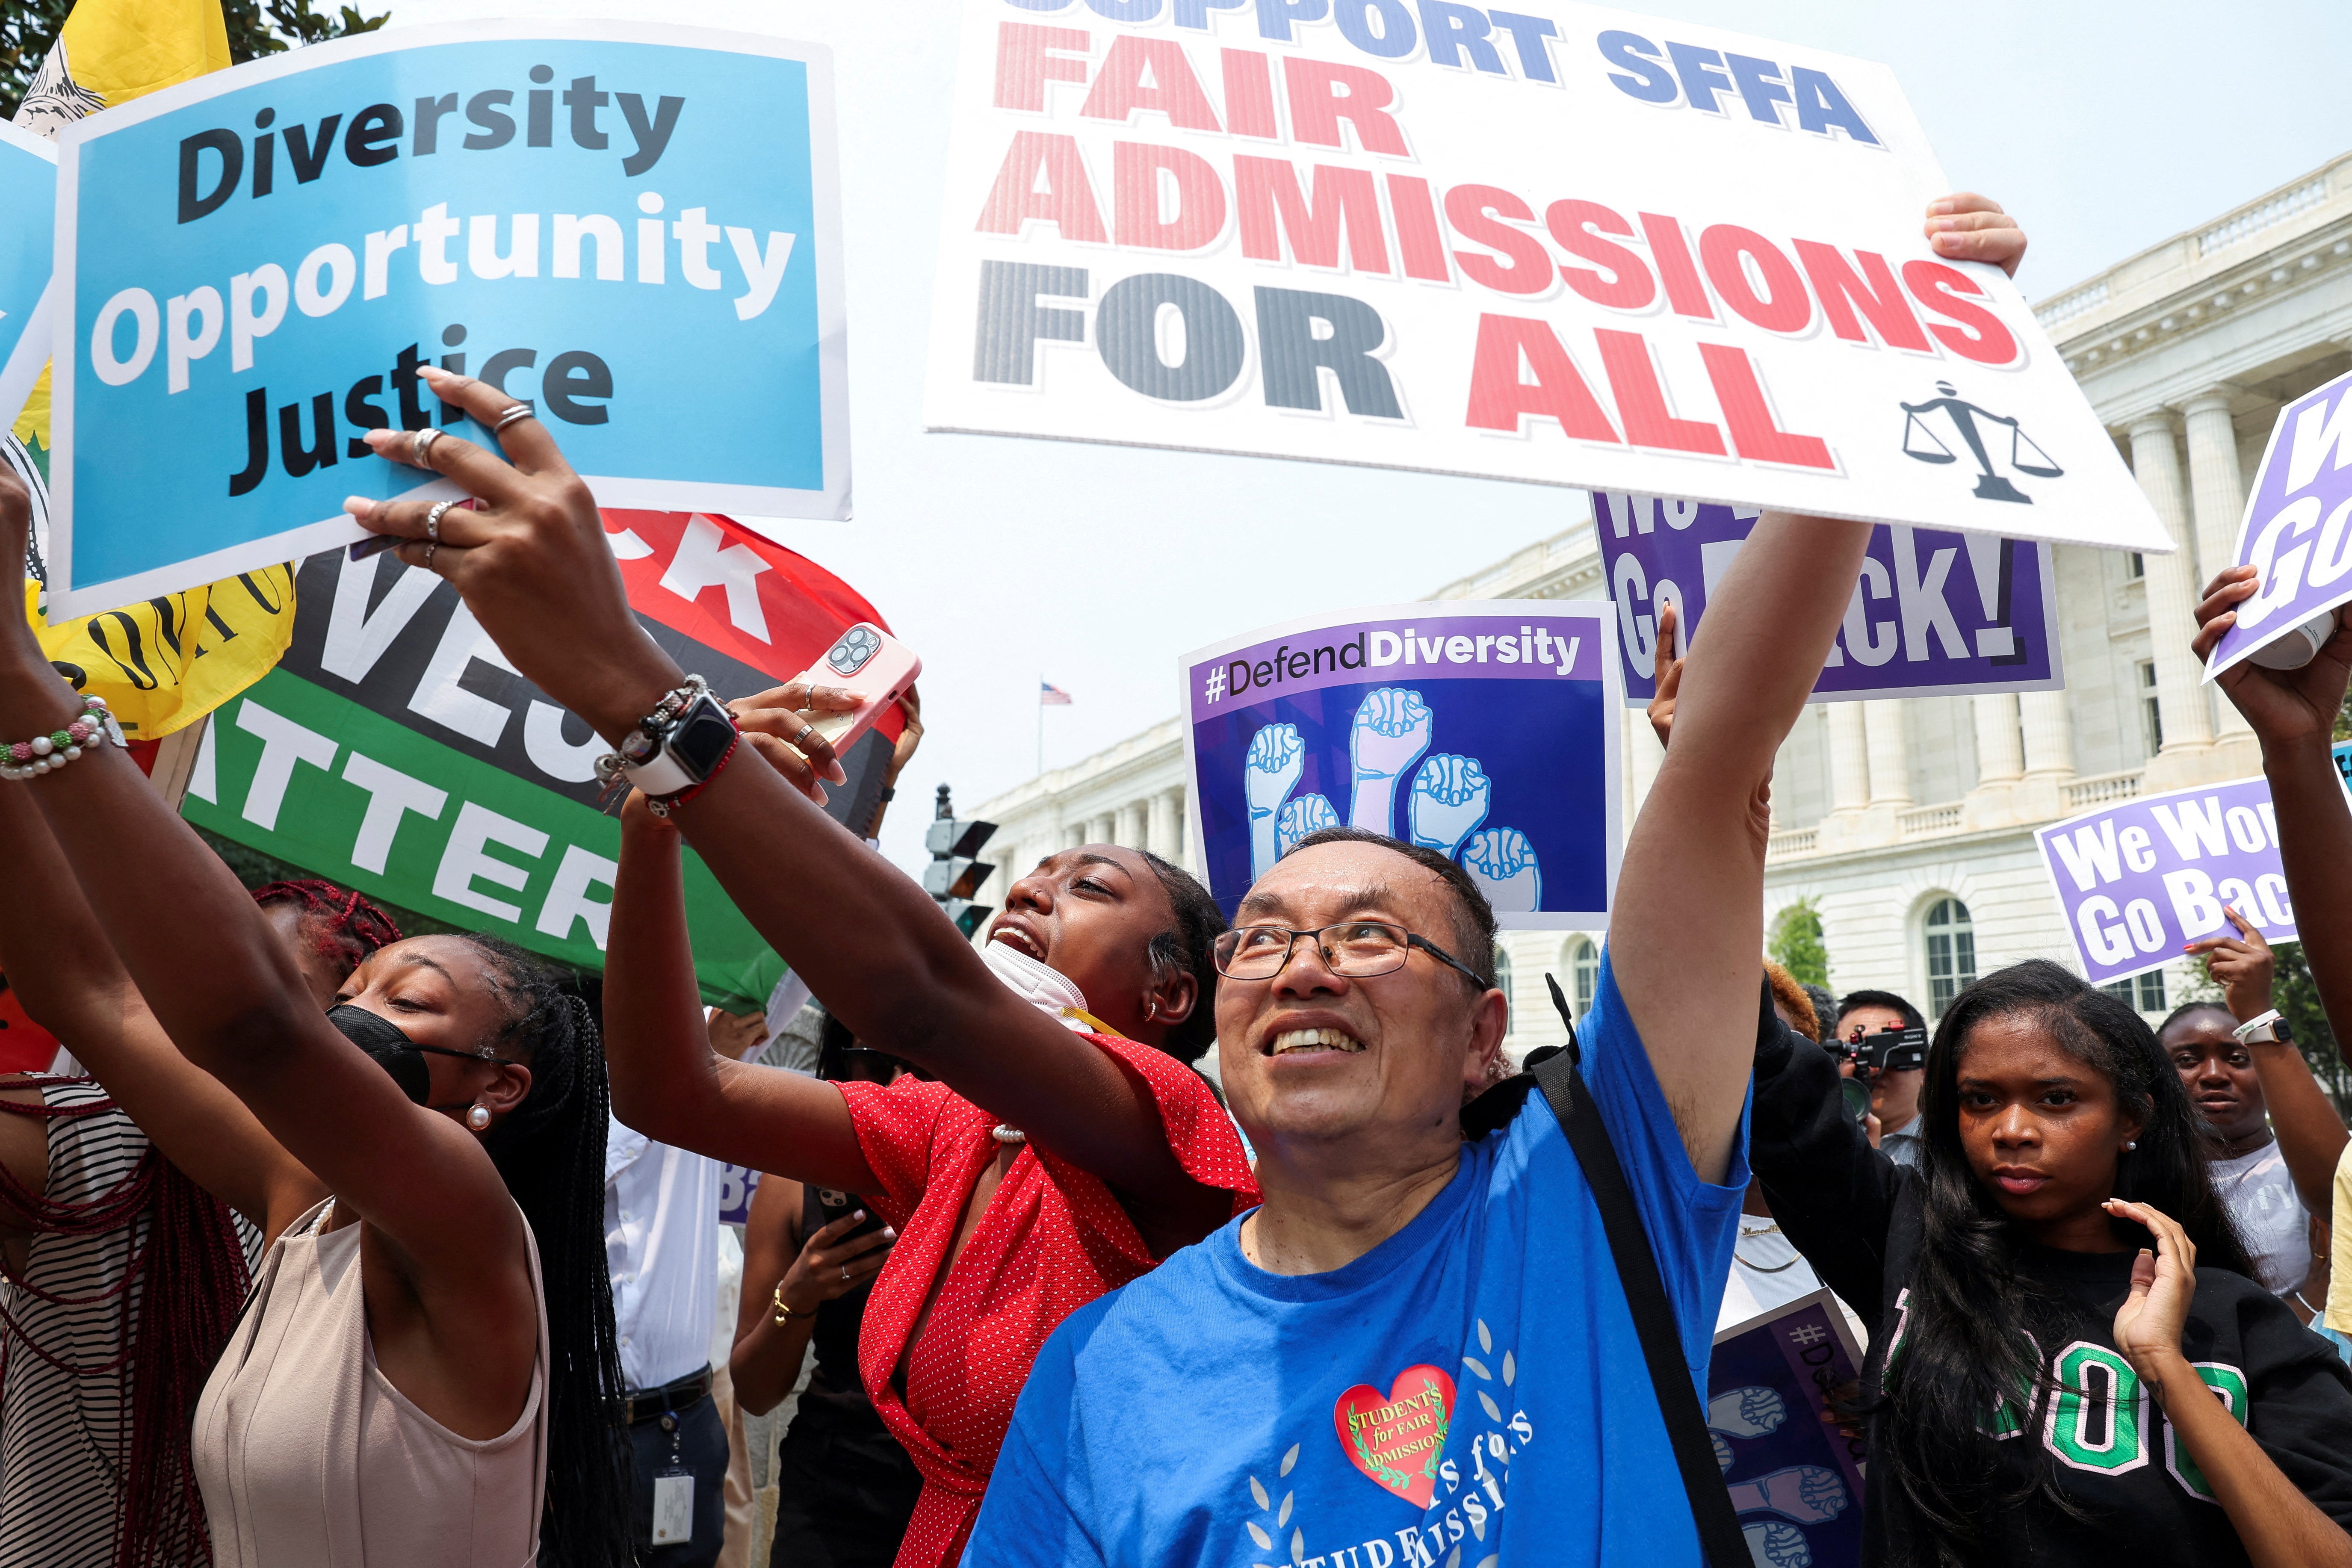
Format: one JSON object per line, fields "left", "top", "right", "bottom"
{"left": 1211, "top": 921, "right": 1490, "bottom": 988}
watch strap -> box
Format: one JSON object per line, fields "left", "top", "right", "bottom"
{"left": 623, "top": 749, "right": 696, "bottom": 795}
{"left": 620, "top": 690, "right": 734, "bottom": 797}
{"left": 2233, "top": 1008, "right": 2284, "bottom": 1044}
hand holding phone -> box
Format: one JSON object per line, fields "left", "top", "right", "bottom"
{"left": 791, "top": 624, "right": 921, "bottom": 759}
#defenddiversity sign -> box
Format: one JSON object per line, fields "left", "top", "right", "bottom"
{"left": 1708, "top": 1291, "right": 1867, "bottom": 1568}
{"left": 925, "top": 0, "right": 2166, "bottom": 554}
{"left": 1183, "top": 600, "right": 1619, "bottom": 930}
{"left": 51, "top": 21, "right": 848, "bottom": 616}
{"left": 183, "top": 511, "right": 901, "bottom": 1009}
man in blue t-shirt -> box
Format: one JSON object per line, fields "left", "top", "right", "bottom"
{"left": 961, "top": 378, "right": 2027, "bottom": 1559}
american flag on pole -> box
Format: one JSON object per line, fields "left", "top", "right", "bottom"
{"left": 1039, "top": 680, "right": 1073, "bottom": 706}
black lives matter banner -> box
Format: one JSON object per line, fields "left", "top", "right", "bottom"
{"left": 183, "top": 511, "right": 895, "bottom": 1007}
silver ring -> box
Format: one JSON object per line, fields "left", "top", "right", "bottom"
{"left": 411, "top": 427, "right": 444, "bottom": 465}
{"left": 840, "top": 1264, "right": 849, "bottom": 1282}
{"left": 423, "top": 540, "right": 439, "bottom": 568}
{"left": 794, "top": 723, "right": 818, "bottom": 749}
{"left": 493, "top": 402, "right": 537, "bottom": 433}
{"left": 424, "top": 499, "right": 455, "bottom": 542}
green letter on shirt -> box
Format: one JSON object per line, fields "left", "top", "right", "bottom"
{"left": 2045, "top": 1344, "right": 2149, "bottom": 1473}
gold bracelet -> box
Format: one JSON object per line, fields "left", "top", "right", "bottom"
{"left": 772, "top": 1280, "right": 807, "bottom": 1326}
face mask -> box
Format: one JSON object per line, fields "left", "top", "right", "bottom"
{"left": 328, "top": 1003, "right": 502, "bottom": 1109}
{"left": 329, "top": 1003, "right": 429, "bottom": 1104}
{"left": 979, "top": 938, "right": 1095, "bottom": 1033}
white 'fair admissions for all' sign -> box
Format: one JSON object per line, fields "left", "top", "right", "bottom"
{"left": 923, "top": 1, "right": 2169, "bottom": 555}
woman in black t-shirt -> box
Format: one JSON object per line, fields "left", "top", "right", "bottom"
{"left": 1752, "top": 959, "right": 2352, "bottom": 1568}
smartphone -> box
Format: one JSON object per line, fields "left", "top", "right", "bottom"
{"left": 813, "top": 1185, "right": 885, "bottom": 1243}
{"left": 791, "top": 623, "right": 920, "bottom": 757}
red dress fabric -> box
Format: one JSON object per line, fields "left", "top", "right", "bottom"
{"left": 838, "top": 1033, "right": 1258, "bottom": 1568}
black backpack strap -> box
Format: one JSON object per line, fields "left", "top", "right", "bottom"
{"left": 1536, "top": 974, "right": 1747, "bottom": 1568}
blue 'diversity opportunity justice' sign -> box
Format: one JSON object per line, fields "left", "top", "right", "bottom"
{"left": 51, "top": 21, "right": 847, "bottom": 616}
{"left": 1182, "top": 601, "right": 1621, "bottom": 931}
{"left": 0, "top": 121, "right": 56, "bottom": 432}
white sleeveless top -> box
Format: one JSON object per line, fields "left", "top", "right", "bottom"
{"left": 192, "top": 1199, "right": 549, "bottom": 1567}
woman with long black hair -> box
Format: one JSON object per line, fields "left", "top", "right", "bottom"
{"left": 0, "top": 461, "right": 630, "bottom": 1565}
{"left": 1753, "top": 959, "right": 2352, "bottom": 1567}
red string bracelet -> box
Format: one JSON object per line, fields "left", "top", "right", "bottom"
{"left": 644, "top": 728, "right": 741, "bottom": 819}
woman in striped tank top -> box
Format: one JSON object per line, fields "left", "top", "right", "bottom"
{"left": 0, "top": 787, "right": 395, "bottom": 1568}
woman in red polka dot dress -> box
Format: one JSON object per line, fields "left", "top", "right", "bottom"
{"left": 602, "top": 762, "right": 1258, "bottom": 1568}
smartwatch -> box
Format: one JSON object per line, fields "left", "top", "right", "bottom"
{"left": 2234, "top": 1008, "right": 2294, "bottom": 1046}
{"left": 620, "top": 691, "right": 739, "bottom": 796}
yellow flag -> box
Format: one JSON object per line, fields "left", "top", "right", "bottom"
{"left": 8, "top": 368, "right": 44, "bottom": 452}
{"left": 27, "top": 565, "right": 296, "bottom": 740}
{"left": 12, "top": 0, "right": 293, "bottom": 738}
{"left": 57, "top": 0, "right": 230, "bottom": 106}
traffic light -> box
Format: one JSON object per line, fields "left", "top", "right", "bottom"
{"left": 925, "top": 785, "right": 998, "bottom": 938}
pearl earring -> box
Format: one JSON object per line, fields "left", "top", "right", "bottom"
{"left": 2122, "top": 1140, "right": 2137, "bottom": 1152}
{"left": 466, "top": 1104, "right": 492, "bottom": 1132}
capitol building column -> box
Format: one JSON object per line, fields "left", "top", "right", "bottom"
{"left": 1962, "top": 693, "right": 2024, "bottom": 830}
{"left": 2017, "top": 689, "right": 2079, "bottom": 820}
{"left": 2128, "top": 415, "right": 2216, "bottom": 786}
{"left": 1147, "top": 789, "right": 1181, "bottom": 862}
{"left": 2182, "top": 390, "right": 2254, "bottom": 747}
{"left": 1862, "top": 701, "right": 1912, "bottom": 840}
{"left": 1817, "top": 703, "right": 1870, "bottom": 850}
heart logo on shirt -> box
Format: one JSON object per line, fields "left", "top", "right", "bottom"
{"left": 1333, "top": 1366, "right": 1456, "bottom": 1508}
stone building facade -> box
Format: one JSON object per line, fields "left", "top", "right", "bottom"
{"left": 971, "top": 153, "right": 2352, "bottom": 1061}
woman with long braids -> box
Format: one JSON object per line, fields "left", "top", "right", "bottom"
{"left": 0, "top": 762, "right": 398, "bottom": 1568}
{"left": 1752, "top": 959, "right": 2352, "bottom": 1567}
{"left": 0, "top": 461, "right": 629, "bottom": 1565}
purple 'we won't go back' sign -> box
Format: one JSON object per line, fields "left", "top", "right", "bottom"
{"left": 2206, "top": 366, "right": 2352, "bottom": 680}
{"left": 2033, "top": 776, "right": 2308, "bottom": 987}
{"left": 1593, "top": 494, "right": 2062, "bottom": 706}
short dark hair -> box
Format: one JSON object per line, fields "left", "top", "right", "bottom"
{"left": 2156, "top": 999, "right": 2236, "bottom": 1041}
{"left": 1835, "top": 988, "right": 1925, "bottom": 1036}
{"left": 1283, "top": 827, "right": 1497, "bottom": 987}
{"left": 1137, "top": 849, "right": 1226, "bottom": 1064}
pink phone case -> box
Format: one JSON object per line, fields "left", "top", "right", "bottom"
{"left": 795, "top": 623, "right": 920, "bottom": 759}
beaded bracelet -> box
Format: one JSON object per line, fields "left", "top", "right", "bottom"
{"left": 0, "top": 694, "right": 124, "bottom": 782}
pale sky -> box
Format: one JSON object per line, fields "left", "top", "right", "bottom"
{"left": 385, "top": 0, "right": 2352, "bottom": 879}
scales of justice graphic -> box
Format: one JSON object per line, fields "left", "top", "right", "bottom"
{"left": 1900, "top": 382, "right": 2063, "bottom": 503}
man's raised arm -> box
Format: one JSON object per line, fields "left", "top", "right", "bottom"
{"left": 1612, "top": 191, "right": 2027, "bottom": 1184}
{"left": 1609, "top": 513, "right": 1868, "bottom": 1183}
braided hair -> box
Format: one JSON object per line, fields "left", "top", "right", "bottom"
{"left": 251, "top": 880, "right": 402, "bottom": 978}
{"left": 452, "top": 934, "right": 632, "bottom": 1568}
